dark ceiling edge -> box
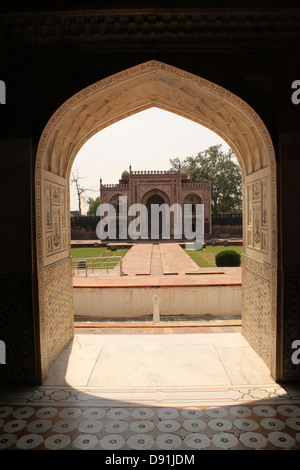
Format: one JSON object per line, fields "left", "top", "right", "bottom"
{"left": 1, "top": 7, "right": 300, "bottom": 15}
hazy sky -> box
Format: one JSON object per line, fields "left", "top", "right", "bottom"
{"left": 70, "top": 107, "right": 231, "bottom": 213}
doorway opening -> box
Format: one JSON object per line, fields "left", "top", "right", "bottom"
{"left": 69, "top": 106, "right": 242, "bottom": 326}
{"left": 145, "top": 192, "right": 169, "bottom": 239}
{"left": 35, "top": 61, "right": 278, "bottom": 383}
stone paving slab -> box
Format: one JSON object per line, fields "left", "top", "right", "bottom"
{"left": 121, "top": 243, "right": 152, "bottom": 276}
{"left": 73, "top": 268, "right": 241, "bottom": 288}
{"left": 41, "top": 333, "right": 274, "bottom": 389}
{"left": 150, "top": 244, "right": 163, "bottom": 275}
{"left": 159, "top": 243, "right": 203, "bottom": 275}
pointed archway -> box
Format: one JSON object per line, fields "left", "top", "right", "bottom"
{"left": 35, "top": 61, "right": 278, "bottom": 381}
{"left": 142, "top": 189, "right": 170, "bottom": 239}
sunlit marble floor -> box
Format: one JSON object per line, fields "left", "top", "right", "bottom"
{"left": 1, "top": 331, "right": 300, "bottom": 450}
{"left": 44, "top": 332, "right": 275, "bottom": 390}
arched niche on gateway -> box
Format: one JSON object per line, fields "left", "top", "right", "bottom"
{"left": 141, "top": 188, "right": 171, "bottom": 207}
{"left": 35, "top": 61, "right": 278, "bottom": 381}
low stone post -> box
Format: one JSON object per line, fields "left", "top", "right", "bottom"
{"left": 153, "top": 294, "right": 160, "bottom": 324}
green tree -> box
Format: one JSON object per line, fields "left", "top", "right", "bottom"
{"left": 170, "top": 145, "right": 242, "bottom": 216}
{"left": 87, "top": 196, "right": 100, "bottom": 216}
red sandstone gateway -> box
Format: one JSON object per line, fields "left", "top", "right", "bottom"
{"left": 100, "top": 167, "right": 211, "bottom": 240}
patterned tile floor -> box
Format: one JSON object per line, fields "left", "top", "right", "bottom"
{"left": 1, "top": 399, "right": 300, "bottom": 450}
{"left": 1, "top": 329, "right": 300, "bottom": 451}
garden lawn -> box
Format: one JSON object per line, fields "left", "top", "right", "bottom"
{"left": 71, "top": 247, "right": 130, "bottom": 269}
{"left": 185, "top": 245, "right": 243, "bottom": 267}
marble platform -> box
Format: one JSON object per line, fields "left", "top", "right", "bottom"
{"left": 43, "top": 332, "right": 274, "bottom": 391}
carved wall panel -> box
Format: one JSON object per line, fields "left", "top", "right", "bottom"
{"left": 246, "top": 178, "right": 268, "bottom": 254}
{"left": 40, "top": 257, "right": 74, "bottom": 380}
{"left": 36, "top": 169, "right": 73, "bottom": 380}
{"left": 242, "top": 254, "right": 277, "bottom": 377}
{"left": 43, "top": 171, "right": 68, "bottom": 266}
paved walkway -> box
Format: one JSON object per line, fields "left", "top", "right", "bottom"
{"left": 121, "top": 243, "right": 209, "bottom": 276}
{"left": 150, "top": 244, "right": 163, "bottom": 275}
{"left": 120, "top": 243, "right": 153, "bottom": 276}
{"left": 159, "top": 243, "right": 205, "bottom": 275}
{"left": 73, "top": 243, "right": 242, "bottom": 287}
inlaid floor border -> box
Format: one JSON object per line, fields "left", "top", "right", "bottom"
{"left": 1, "top": 384, "right": 300, "bottom": 408}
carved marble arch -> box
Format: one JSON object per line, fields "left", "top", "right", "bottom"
{"left": 35, "top": 60, "right": 278, "bottom": 381}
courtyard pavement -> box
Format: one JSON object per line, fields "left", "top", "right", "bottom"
{"left": 1, "top": 244, "right": 299, "bottom": 451}
{"left": 1, "top": 329, "right": 299, "bottom": 450}
{"left": 73, "top": 242, "right": 242, "bottom": 287}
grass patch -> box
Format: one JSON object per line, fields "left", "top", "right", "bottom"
{"left": 185, "top": 250, "right": 214, "bottom": 267}
{"left": 71, "top": 247, "right": 129, "bottom": 269}
{"left": 185, "top": 245, "right": 243, "bottom": 267}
